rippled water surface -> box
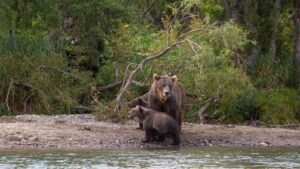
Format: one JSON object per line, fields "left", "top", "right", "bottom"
{"left": 0, "top": 147, "right": 299, "bottom": 168}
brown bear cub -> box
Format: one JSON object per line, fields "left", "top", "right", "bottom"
{"left": 148, "top": 74, "right": 186, "bottom": 132}
{"left": 127, "top": 97, "right": 147, "bottom": 129}
{"left": 128, "top": 106, "right": 180, "bottom": 146}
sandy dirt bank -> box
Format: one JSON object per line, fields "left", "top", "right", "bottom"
{"left": 0, "top": 114, "right": 299, "bottom": 149}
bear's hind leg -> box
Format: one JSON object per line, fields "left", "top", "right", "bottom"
{"left": 156, "top": 134, "right": 165, "bottom": 142}
{"left": 142, "top": 128, "right": 155, "bottom": 143}
{"left": 171, "top": 133, "right": 180, "bottom": 146}
{"left": 178, "top": 116, "right": 182, "bottom": 133}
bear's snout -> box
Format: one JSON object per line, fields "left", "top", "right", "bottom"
{"left": 163, "top": 86, "right": 171, "bottom": 97}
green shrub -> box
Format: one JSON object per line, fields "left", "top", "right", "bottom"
{"left": 0, "top": 103, "right": 8, "bottom": 116}
{"left": 256, "top": 88, "right": 300, "bottom": 124}
{"left": 0, "top": 52, "right": 90, "bottom": 115}
{"left": 224, "top": 91, "right": 258, "bottom": 123}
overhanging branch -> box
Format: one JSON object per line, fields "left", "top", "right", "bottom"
{"left": 113, "top": 39, "right": 186, "bottom": 113}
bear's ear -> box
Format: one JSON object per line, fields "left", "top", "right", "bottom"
{"left": 171, "top": 75, "right": 177, "bottom": 82}
{"left": 153, "top": 74, "right": 160, "bottom": 81}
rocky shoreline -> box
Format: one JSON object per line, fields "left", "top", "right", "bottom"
{"left": 0, "top": 114, "right": 299, "bottom": 149}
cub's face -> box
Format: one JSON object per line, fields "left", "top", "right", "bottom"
{"left": 153, "top": 74, "right": 177, "bottom": 102}
{"left": 128, "top": 106, "right": 144, "bottom": 123}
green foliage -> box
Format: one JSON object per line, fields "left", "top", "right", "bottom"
{"left": 195, "top": 0, "right": 225, "bottom": 20}
{"left": 0, "top": 52, "right": 90, "bottom": 114}
{"left": 253, "top": 55, "right": 292, "bottom": 88}
{"left": 0, "top": 103, "right": 8, "bottom": 116}
{"left": 0, "top": 0, "right": 298, "bottom": 125}
{"left": 223, "top": 91, "right": 258, "bottom": 123}
{"left": 256, "top": 88, "right": 300, "bottom": 124}
{"left": 253, "top": 4, "right": 295, "bottom": 88}
{"left": 179, "top": 21, "right": 255, "bottom": 123}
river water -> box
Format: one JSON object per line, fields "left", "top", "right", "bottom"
{"left": 0, "top": 147, "right": 299, "bottom": 168}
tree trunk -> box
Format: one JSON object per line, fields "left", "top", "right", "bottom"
{"left": 222, "top": 0, "right": 231, "bottom": 20}
{"left": 294, "top": 0, "right": 300, "bottom": 87}
{"left": 231, "top": 0, "right": 243, "bottom": 24}
{"left": 244, "top": 0, "right": 259, "bottom": 72}
{"left": 268, "top": 0, "right": 282, "bottom": 60}
{"left": 9, "top": 0, "right": 19, "bottom": 50}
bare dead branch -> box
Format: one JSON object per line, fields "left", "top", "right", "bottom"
{"left": 121, "top": 63, "right": 134, "bottom": 89}
{"left": 142, "top": 67, "right": 153, "bottom": 84}
{"left": 131, "top": 80, "right": 150, "bottom": 87}
{"left": 178, "top": 15, "right": 194, "bottom": 24}
{"left": 23, "top": 94, "right": 32, "bottom": 113}
{"left": 136, "top": 51, "right": 158, "bottom": 57}
{"left": 90, "top": 86, "right": 101, "bottom": 106}
{"left": 188, "top": 40, "right": 198, "bottom": 54}
{"left": 74, "top": 105, "right": 95, "bottom": 114}
{"left": 197, "top": 98, "right": 211, "bottom": 124}
{"left": 187, "top": 39, "right": 201, "bottom": 54}
{"left": 177, "top": 28, "right": 201, "bottom": 40}
{"left": 98, "top": 81, "right": 124, "bottom": 92}
{"left": 113, "top": 39, "right": 186, "bottom": 113}
{"left": 6, "top": 79, "right": 13, "bottom": 113}
{"left": 213, "top": 88, "right": 221, "bottom": 103}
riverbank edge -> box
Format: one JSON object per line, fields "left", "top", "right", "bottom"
{"left": 0, "top": 114, "right": 299, "bottom": 149}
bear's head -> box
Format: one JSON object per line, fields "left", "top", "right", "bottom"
{"left": 128, "top": 106, "right": 148, "bottom": 123}
{"left": 153, "top": 74, "right": 177, "bottom": 102}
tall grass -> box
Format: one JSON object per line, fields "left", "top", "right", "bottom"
{"left": 0, "top": 33, "right": 88, "bottom": 115}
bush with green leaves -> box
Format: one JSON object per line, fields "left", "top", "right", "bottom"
{"left": 256, "top": 88, "right": 300, "bottom": 124}
{"left": 0, "top": 38, "right": 90, "bottom": 114}
{"left": 112, "top": 18, "right": 257, "bottom": 123}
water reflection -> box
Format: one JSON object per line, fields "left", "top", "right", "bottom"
{"left": 0, "top": 147, "right": 299, "bottom": 168}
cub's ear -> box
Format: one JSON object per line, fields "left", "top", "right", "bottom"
{"left": 171, "top": 75, "right": 177, "bottom": 82}
{"left": 153, "top": 74, "right": 160, "bottom": 81}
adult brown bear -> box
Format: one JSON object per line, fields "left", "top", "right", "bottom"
{"left": 128, "top": 106, "right": 180, "bottom": 145}
{"left": 148, "top": 74, "right": 186, "bottom": 131}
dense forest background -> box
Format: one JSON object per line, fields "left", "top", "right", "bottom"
{"left": 0, "top": 0, "right": 299, "bottom": 124}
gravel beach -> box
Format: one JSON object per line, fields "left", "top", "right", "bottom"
{"left": 0, "top": 114, "right": 299, "bottom": 149}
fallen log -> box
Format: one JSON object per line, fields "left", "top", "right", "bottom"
{"left": 73, "top": 105, "right": 95, "bottom": 114}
